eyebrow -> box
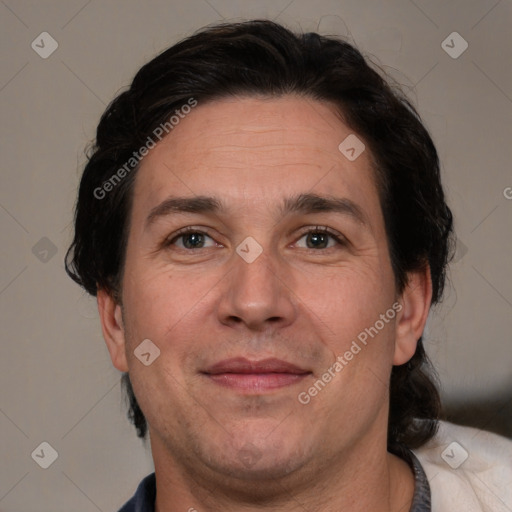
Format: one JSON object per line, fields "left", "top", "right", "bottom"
{"left": 145, "top": 193, "right": 368, "bottom": 228}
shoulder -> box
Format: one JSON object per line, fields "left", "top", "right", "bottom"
{"left": 118, "top": 473, "right": 156, "bottom": 512}
{"left": 413, "top": 420, "right": 512, "bottom": 512}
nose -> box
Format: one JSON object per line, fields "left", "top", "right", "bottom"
{"left": 216, "top": 243, "right": 298, "bottom": 332}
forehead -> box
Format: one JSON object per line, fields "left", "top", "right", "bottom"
{"left": 133, "top": 95, "right": 381, "bottom": 223}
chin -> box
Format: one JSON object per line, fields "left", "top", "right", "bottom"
{"left": 200, "top": 426, "right": 311, "bottom": 482}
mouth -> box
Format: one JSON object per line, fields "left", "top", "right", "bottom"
{"left": 201, "top": 357, "right": 312, "bottom": 392}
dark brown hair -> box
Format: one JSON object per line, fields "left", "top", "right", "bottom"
{"left": 66, "top": 20, "right": 454, "bottom": 448}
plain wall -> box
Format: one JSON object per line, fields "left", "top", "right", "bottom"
{"left": 1, "top": 1, "right": 511, "bottom": 510}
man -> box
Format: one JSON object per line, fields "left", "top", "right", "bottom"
{"left": 66, "top": 20, "right": 511, "bottom": 512}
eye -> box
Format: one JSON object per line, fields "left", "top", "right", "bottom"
{"left": 163, "top": 226, "right": 345, "bottom": 252}
{"left": 294, "top": 227, "right": 345, "bottom": 250}
{"left": 165, "top": 228, "right": 218, "bottom": 250}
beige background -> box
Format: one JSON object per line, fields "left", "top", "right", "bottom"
{"left": 1, "top": 0, "right": 511, "bottom": 510}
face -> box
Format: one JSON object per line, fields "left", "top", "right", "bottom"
{"left": 101, "top": 95, "right": 422, "bottom": 485}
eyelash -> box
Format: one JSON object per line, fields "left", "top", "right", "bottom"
{"left": 163, "top": 226, "right": 347, "bottom": 252}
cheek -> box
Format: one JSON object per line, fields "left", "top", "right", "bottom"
{"left": 293, "top": 258, "right": 396, "bottom": 338}
{"left": 120, "top": 263, "right": 228, "bottom": 403}
{"left": 122, "top": 260, "right": 218, "bottom": 344}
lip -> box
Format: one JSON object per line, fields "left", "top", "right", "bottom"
{"left": 202, "top": 357, "right": 312, "bottom": 392}
{"left": 204, "top": 357, "right": 310, "bottom": 375}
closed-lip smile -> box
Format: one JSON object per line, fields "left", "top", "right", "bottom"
{"left": 202, "top": 357, "right": 312, "bottom": 392}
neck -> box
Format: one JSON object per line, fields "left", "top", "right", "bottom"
{"left": 151, "top": 427, "right": 414, "bottom": 512}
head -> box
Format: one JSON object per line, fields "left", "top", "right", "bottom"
{"left": 66, "top": 20, "right": 453, "bottom": 478}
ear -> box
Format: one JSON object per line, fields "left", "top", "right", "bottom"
{"left": 97, "top": 288, "right": 129, "bottom": 372}
{"left": 393, "top": 265, "right": 433, "bottom": 365}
